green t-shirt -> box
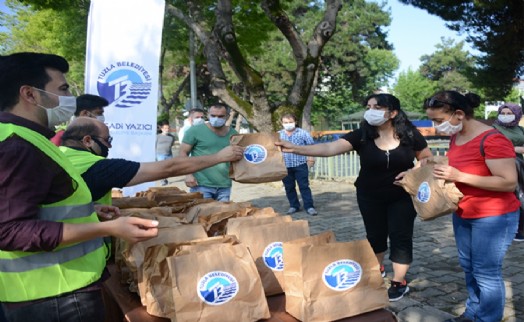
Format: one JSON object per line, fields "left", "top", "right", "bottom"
{"left": 183, "top": 123, "right": 237, "bottom": 187}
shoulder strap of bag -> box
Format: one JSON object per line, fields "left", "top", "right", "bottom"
{"left": 480, "top": 129, "right": 500, "bottom": 157}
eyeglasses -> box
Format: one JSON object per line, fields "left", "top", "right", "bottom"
{"left": 93, "top": 136, "right": 113, "bottom": 144}
{"left": 425, "top": 97, "right": 458, "bottom": 109}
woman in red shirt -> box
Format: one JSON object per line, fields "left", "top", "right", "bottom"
{"left": 424, "top": 91, "right": 519, "bottom": 322}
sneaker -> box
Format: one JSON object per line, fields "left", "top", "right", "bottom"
{"left": 380, "top": 265, "right": 386, "bottom": 278}
{"left": 514, "top": 232, "right": 524, "bottom": 242}
{"left": 306, "top": 208, "right": 318, "bottom": 216}
{"left": 286, "top": 207, "right": 299, "bottom": 214}
{"left": 388, "top": 280, "right": 409, "bottom": 302}
{"left": 444, "top": 314, "right": 474, "bottom": 322}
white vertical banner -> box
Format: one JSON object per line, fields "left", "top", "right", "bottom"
{"left": 85, "top": 0, "right": 165, "bottom": 196}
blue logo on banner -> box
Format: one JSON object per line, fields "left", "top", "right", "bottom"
{"left": 263, "top": 242, "right": 284, "bottom": 271}
{"left": 96, "top": 61, "right": 152, "bottom": 108}
{"left": 197, "top": 271, "right": 239, "bottom": 305}
{"left": 243, "top": 144, "right": 267, "bottom": 164}
{"left": 416, "top": 182, "right": 431, "bottom": 203}
{"left": 323, "top": 259, "right": 362, "bottom": 291}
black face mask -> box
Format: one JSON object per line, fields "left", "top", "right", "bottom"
{"left": 90, "top": 137, "right": 109, "bottom": 158}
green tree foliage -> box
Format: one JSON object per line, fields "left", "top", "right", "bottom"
{"left": 398, "top": 0, "right": 524, "bottom": 99}
{"left": 393, "top": 69, "right": 437, "bottom": 113}
{"left": 418, "top": 38, "right": 476, "bottom": 93}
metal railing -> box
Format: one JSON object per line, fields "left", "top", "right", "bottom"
{"left": 310, "top": 147, "right": 449, "bottom": 180}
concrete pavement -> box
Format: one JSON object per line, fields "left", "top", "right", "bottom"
{"left": 167, "top": 177, "right": 524, "bottom": 321}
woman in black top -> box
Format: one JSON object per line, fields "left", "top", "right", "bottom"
{"left": 276, "top": 93, "right": 432, "bottom": 302}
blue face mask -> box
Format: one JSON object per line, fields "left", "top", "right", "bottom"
{"left": 209, "top": 117, "right": 226, "bottom": 128}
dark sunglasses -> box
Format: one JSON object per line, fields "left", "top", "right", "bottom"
{"left": 424, "top": 97, "right": 458, "bottom": 109}
{"left": 93, "top": 135, "right": 113, "bottom": 144}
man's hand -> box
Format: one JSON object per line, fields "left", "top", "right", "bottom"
{"left": 275, "top": 140, "right": 296, "bottom": 153}
{"left": 306, "top": 158, "right": 315, "bottom": 168}
{"left": 106, "top": 217, "right": 159, "bottom": 244}
{"left": 185, "top": 174, "right": 198, "bottom": 188}
{"left": 94, "top": 204, "right": 120, "bottom": 221}
{"left": 217, "top": 145, "right": 244, "bottom": 162}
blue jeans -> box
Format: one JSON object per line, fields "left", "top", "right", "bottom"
{"left": 453, "top": 211, "right": 518, "bottom": 322}
{"left": 190, "top": 186, "right": 232, "bottom": 202}
{"left": 2, "top": 290, "right": 105, "bottom": 322}
{"left": 156, "top": 154, "right": 172, "bottom": 161}
{"left": 282, "top": 163, "right": 314, "bottom": 210}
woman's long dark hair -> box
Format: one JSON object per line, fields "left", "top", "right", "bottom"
{"left": 360, "top": 93, "right": 416, "bottom": 146}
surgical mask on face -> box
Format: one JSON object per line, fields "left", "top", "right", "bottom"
{"left": 209, "top": 117, "right": 226, "bottom": 128}
{"left": 91, "top": 137, "right": 109, "bottom": 158}
{"left": 498, "top": 114, "right": 515, "bottom": 124}
{"left": 364, "top": 109, "right": 388, "bottom": 126}
{"left": 192, "top": 117, "right": 205, "bottom": 126}
{"left": 283, "top": 123, "right": 296, "bottom": 131}
{"left": 434, "top": 114, "right": 463, "bottom": 135}
{"left": 33, "top": 88, "right": 76, "bottom": 129}
{"left": 96, "top": 115, "right": 105, "bottom": 123}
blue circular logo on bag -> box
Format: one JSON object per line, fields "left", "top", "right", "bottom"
{"left": 263, "top": 242, "right": 284, "bottom": 271}
{"left": 243, "top": 144, "right": 267, "bottom": 164}
{"left": 96, "top": 61, "right": 152, "bottom": 108}
{"left": 322, "top": 259, "right": 362, "bottom": 291}
{"left": 197, "top": 271, "right": 239, "bottom": 305}
{"left": 416, "top": 181, "right": 431, "bottom": 203}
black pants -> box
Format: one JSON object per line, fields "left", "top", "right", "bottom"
{"left": 2, "top": 290, "right": 105, "bottom": 322}
{"left": 357, "top": 189, "right": 417, "bottom": 264}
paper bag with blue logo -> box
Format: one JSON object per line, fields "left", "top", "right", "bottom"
{"left": 229, "top": 132, "right": 287, "bottom": 183}
{"left": 399, "top": 156, "right": 463, "bottom": 221}
{"left": 166, "top": 243, "right": 270, "bottom": 322}
{"left": 283, "top": 238, "right": 388, "bottom": 322}
{"left": 229, "top": 220, "right": 310, "bottom": 295}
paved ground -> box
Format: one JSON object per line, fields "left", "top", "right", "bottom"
{"left": 166, "top": 177, "right": 524, "bottom": 322}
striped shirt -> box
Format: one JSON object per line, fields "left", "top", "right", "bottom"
{"left": 279, "top": 127, "right": 315, "bottom": 168}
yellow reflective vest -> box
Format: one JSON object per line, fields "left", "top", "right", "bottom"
{"left": 59, "top": 146, "right": 111, "bottom": 205}
{"left": 0, "top": 123, "right": 107, "bottom": 302}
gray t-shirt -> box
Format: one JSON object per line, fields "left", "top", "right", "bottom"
{"left": 156, "top": 134, "right": 175, "bottom": 155}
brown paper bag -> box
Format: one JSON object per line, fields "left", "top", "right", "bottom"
{"left": 283, "top": 239, "right": 388, "bottom": 322}
{"left": 229, "top": 132, "right": 288, "bottom": 183}
{"left": 399, "top": 156, "right": 463, "bottom": 221}
{"left": 167, "top": 243, "right": 270, "bottom": 322}
{"left": 234, "top": 220, "right": 310, "bottom": 295}
{"left": 141, "top": 235, "right": 239, "bottom": 319}
{"left": 226, "top": 215, "right": 293, "bottom": 237}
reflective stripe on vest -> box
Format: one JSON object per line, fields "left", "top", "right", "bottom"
{"left": 0, "top": 238, "right": 104, "bottom": 273}
{"left": 0, "top": 122, "right": 108, "bottom": 302}
{"left": 39, "top": 203, "right": 95, "bottom": 221}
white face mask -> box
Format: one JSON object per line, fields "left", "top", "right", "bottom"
{"left": 192, "top": 117, "right": 205, "bottom": 126}
{"left": 434, "top": 113, "right": 463, "bottom": 135}
{"left": 209, "top": 116, "right": 226, "bottom": 128}
{"left": 96, "top": 115, "right": 105, "bottom": 123}
{"left": 33, "top": 88, "right": 76, "bottom": 129}
{"left": 283, "top": 123, "right": 295, "bottom": 131}
{"left": 498, "top": 114, "right": 515, "bottom": 124}
{"left": 364, "top": 109, "right": 388, "bottom": 126}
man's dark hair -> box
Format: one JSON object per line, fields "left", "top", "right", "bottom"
{"left": 75, "top": 94, "right": 109, "bottom": 116}
{"left": 209, "top": 103, "right": 229, "bottom": 114}
{"left": 61, "top": 122, "right": 101, "bottom": 145}
{"left": 189, "top": 108, "right": 205, "bottom": 115}
{"left": 0, "top": 52, "right": 69, "bottom": 111}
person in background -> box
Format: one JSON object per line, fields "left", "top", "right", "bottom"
{"left": 424, "top": 91, "right": 519, "bottom": 322}
{"left": 492, "top": 102, "right": 524, "bottom": 241}
{"left": 156, "top": 121, "right": 176, "bottom": 185}
{"left": 278, "top": 113, "right": 317, "bottom": 216}
{"left": 180, "top": 103, "right": 237, "bottom": 201}
{"left": 276, "top": 93, "right": 432, "bottom": 302}
{"left": 178, "top": 108, "right": 205, "bottom": 144}
{"left": 60, "top": 117, "right": 244, "bottom": 205}
{"left": 0, "top": 52, "right": 159, "bottom": 322}
{"left": 50, "top": 93, "right": 109, "bottom": 146}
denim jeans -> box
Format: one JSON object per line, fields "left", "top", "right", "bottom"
{"left": 282, "top": 163, "right": 314, "bottom": 210}
{"left": 2, "top": 290, "right": 105, "bottom": 322}
{"left": 190, "top": 186, "right": 232, "bottom": 202}
{"left": 453, "top": 210, "right": 518, "bottom": 322}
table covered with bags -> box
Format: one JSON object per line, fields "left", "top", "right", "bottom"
{"left": 103, "top": 185, "right": 397, "bottom": 322}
